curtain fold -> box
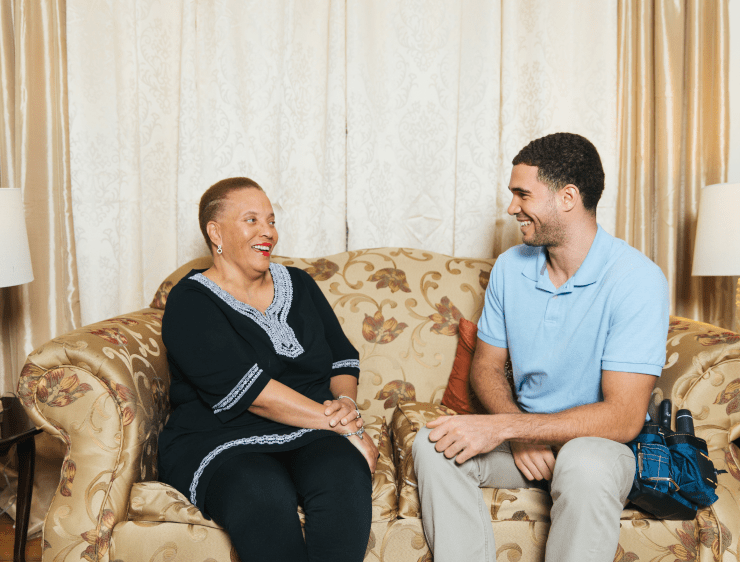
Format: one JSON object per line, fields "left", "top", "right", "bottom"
{"left": 0, "top": 0, "right": 80, "bottom": 393}
{"left": 617, "top": 0, "right": 732, "bottom": 329}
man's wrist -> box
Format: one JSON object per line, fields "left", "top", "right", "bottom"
{"left": 487, "top": 412, "right": 521, "bottom": 442}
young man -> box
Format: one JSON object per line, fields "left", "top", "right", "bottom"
{"left": 412, "top": 133, "right": 669, "bottom": 562}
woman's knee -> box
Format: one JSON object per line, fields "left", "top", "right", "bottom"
{"left": 205, "top": 453, "right": 298, "bottom": 523}
{"left": 293, "top": 437, "right": 371, "bottom": 496}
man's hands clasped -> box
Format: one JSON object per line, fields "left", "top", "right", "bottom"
{"left": 426, "top": 415, "right": 505, "bottom": 464}
{"left": 509, "top": 442, "right": 555, "bottom": 481}
{"left": 426, "top": 414, "right": 554, "bottom": 481}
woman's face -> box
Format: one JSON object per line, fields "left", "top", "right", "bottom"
{"left": 212, "top": 188, "right": 278, "bottom": 275}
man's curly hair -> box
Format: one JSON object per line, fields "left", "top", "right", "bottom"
{"left": 512, "top": 133, "right": 604, "bottom": 213}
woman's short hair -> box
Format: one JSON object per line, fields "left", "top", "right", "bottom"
{"left": 199, "top": 177, "right": 264, "bottom": 250}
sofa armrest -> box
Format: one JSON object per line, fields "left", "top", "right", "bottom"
{"left": 700, "top": 444, "right": 740, "bottom": 560}
{"left": 659, "top": 317, "right": 740, "bottom": 448}
{"left": 17, "top": 308, "right": 170, "bottom": 562}
{"left": 390, "top": 401, "right": 456, "bottom": 518}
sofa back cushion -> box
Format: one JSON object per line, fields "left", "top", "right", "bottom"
{"left": 151, "top": 248, "right": 494, "bottom": 421}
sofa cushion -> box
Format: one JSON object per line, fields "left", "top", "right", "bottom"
{"left": 129, "top": 418, "right": 397, "bottom": 524}
{"left": 441, "top": 317, "right": 486, "bottom": 415}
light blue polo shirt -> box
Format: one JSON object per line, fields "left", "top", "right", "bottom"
{"left": 478, "top": 225, "right": 669, "bottom": 415}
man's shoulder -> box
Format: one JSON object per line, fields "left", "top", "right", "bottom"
{"left": 496, "top": 243, "right": 540, "bottom": 269}
{"left": 604, "top": 238, "right": 666, "bottom": 287}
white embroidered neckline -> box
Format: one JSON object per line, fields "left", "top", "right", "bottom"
{"left": 190, "top": 263, "right": 304, "bottom": 358}
{"left": 189, "top": 428, "right": 316, "bottom": 505}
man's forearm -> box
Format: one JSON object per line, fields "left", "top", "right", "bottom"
{"left": 490, "top": 400, "right": 641, "bottom": 446}
{"left": 470, "top": 348, "right": 521, "bottom": 415}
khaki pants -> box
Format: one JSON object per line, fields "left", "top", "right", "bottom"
{"left": 412, "top": 427, "right": 635, "bottom": 562}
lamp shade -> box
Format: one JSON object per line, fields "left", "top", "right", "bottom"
{"left": 692, "top": 183, "right": 740, "bottom": 276}
{"left": 0, "top": 188, "right": 34, "bottom": 288}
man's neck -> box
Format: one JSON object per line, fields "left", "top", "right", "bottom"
{"left": 545, "top": 220, "right": 598, "bottom": 289}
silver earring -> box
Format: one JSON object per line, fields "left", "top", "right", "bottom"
{"left": 217, "top": 244, "right": 223, "bottom": 255}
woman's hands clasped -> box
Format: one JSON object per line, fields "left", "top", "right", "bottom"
{"left": 323, "top": 396, "right": 363, "bottom": 430}
{"left": 324, "top": 396, "right": 378, "bottom": 473}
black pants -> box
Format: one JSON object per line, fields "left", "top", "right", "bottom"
{"left": 204, "top": 434, "right": 372, "bottom": 562}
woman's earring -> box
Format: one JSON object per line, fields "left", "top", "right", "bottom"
{"left": 217, "top": 244, "right": 223, "bottom": 255}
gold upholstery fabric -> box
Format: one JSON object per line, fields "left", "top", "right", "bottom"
{"left": 17, "top": 248, "right": 740, "bottom": 561}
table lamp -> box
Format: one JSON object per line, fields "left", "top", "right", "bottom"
{"left": 691, "top": 183, "right": 740, "bottom": 331}
{"left": 0, "top": 188, "right": 34, "bottom": 289}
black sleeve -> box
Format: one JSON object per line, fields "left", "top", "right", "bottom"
{"left": 162, "top": 282, "right": 273, "bottom": 423}
{"left": 296, "top": 268, "right": 360, "bottom": 379}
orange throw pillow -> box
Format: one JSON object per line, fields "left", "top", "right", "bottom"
{"left": 441, "top": 318, "right": 487, "bottom": 415}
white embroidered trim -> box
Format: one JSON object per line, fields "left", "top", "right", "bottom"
{"left": 190, "top": 263, "right": 304, "bottom": 358}
{"left": 189, "top": 428, "right": 316, "bottom": 505}
{"left": 213, "top": 364, "right": 263, "bottom": 414}
{"left": 332, "top": 359, "right": 360, "bottom": 370}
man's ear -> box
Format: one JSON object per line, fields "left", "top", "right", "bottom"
{"left": 559, "top": 184, "right": 580, "bottom": 212}
{"left": 207, "top": 221, "right": 222, "bottom": 247}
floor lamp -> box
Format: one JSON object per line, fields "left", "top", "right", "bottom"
{"left": 0, "top": 188, "right": 36, "bottom": 562}
{"left": 692, "top": 183, "right": 740, "bottom": 332}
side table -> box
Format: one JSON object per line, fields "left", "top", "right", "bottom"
{"left": 0, "top": 396, "right": 41, "bottom": 562}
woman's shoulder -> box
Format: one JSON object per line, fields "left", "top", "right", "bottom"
{"left": 272, "top": 263, "right": 314, "bottom": 286}
{"left": 165, "top": 269, "right": 216, "bottom": 311}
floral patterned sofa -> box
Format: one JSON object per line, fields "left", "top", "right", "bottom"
{"left": 17, "top": 248, "right": 740, "bottom": 561}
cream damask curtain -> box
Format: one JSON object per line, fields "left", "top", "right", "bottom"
{"left": 0, "top": 0, "right": 79, "bottom": 393}
{"left": 346, "top": 0, "right": 619, "bottom": 258}
{"left": 617, "top": 0, "right": 733, "bottom": 330}
{"left": 68, "top": 0, "right": 620, "bottom": 326}
{"left": 67, "top": 0, "right": 348, "bottom": 326}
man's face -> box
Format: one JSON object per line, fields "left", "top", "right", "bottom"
{"left": 507, "top": 164, "right": 565, "bottom": 247}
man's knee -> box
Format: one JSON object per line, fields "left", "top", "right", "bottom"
{"left": 552, "top": 437, "right": 634, "bottom": 501}
{"left": 412, "top": 427, "right": 435, "bottom": 461}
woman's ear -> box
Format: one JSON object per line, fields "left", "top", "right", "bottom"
{"left": 207, "top": 221, "right": 222, "bottom": 248}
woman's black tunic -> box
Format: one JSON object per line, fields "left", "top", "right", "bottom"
{"left": 157, "top": 263, "right": 360, "bottom": 512}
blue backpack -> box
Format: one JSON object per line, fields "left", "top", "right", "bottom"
{"left": 626, "top": 400, "right": 724, "bottom": 520}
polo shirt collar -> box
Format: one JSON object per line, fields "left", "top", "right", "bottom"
{"left": 521, "top": 224, "right": 610, "bottom": 290}
{"left": 571, "top": 224, "right": 610, "bottom": 287}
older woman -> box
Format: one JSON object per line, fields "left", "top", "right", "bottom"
{"left": 158, "top": 177, "right": 376, "bottom": 562}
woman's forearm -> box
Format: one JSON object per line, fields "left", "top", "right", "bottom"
{"left": 329, "top": 374, "right": 358, "bottom": 402}
{"left": 249, "top": 379, "right": 346, "bottom": 432}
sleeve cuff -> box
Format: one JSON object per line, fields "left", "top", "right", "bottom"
{"left": 213, "top": 364, "right": 272, "bottom": 422}
{"left": 331, "top": 359, "right": 360, "bottom": 378}
{"left": 601, "top": 361, "right": 663, "bottom": 377}
{"left": 476, "top": 331, "right": 508, "bottom": 349}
